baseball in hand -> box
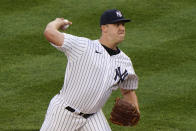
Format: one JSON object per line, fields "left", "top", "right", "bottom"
{"left": 62, "top": 19, "right": 70, "bottom": 30}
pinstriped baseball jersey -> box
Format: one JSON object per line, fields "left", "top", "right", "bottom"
{"left": 50, "top": 33, "right": 138, "bottom": 114}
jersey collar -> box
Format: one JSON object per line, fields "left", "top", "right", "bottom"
{"left": 101, "top": 44, "right": 121, "bottom": 56}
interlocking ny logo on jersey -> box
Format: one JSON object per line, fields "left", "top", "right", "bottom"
{"left": 114, "top": 67, "right": 128, "bottom": 84}
{"left": 116, "top": 11, "right": 122, "bottom": 17}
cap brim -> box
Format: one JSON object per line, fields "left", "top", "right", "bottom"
{"left": 110, "top": 19, "right": 131, "bottom": 24}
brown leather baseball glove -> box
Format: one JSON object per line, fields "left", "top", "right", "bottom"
{"left": 110, "top": 97, "right": 140, "bottom": 126}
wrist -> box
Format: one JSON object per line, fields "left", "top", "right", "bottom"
{"left": 47, "top": 21, "right": 62, "bottom": 30}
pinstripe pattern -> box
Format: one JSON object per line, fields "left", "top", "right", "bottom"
{"left": 40, "top": 95, "right": 111, "bottom": 131}
{"left": 79, "top": 110, "right": 111, "bottom": 131}
{"left": 40, "top": 95, "right": 86, "bottom": 131}
{"left": 41, "top": 33, "right": 138, "bottom": 130}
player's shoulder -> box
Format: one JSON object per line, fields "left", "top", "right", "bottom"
{"left": 117, "top": 50, "right": 134, "bottom": 67}
{"left": 119, "top": 50, "right": 131, "bottom": 61}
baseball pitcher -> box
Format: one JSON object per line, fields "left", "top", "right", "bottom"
{"left": 40, "top": 9, "right": 140, "bottom": 131}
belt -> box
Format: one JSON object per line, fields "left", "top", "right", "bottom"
{"left": 65, "top": 106, "right": 94, "bottom": 119}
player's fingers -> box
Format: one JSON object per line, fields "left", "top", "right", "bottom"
{"left": 68, "top": 21, "right": 72, "bottom": 25}
{"left": 63, "top": 20, "right": 72, "bottom": 25}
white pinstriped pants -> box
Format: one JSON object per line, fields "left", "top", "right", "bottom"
{"left": 40, "top": 95, "right": 111, "bottom": 131}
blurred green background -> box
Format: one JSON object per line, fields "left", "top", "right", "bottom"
{"left": 0, "top": 0, "right": 196, "bottom": 130}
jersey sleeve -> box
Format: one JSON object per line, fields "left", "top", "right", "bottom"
{"left": 50, "top": 33, "right": 89, "bottom": 61}
{"left": 119, "top": 58, "right": 139, "bottom": 90}
{"left": 119, "top": 74, "right": 138, "bottom": 90}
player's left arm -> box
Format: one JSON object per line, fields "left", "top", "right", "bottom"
{"left": 120, "top": 89, "right": 140, "bottom": 113}
{"left": 119, "top": 56, "right": 139, "bottom": 111}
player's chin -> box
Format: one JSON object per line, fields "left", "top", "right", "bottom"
{"left": 118, "top": 35, "right": 125, "bottom": 42}
{"left": 117, "top": 38, "right": 124, "bottom": 44}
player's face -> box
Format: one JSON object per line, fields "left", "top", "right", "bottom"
{"left": 107, "top": 22, "right": 126, "bottom": 43}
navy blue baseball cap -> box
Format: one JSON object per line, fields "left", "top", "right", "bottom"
{"left": 100, "top": 9, "right": 131, "bottom": 26}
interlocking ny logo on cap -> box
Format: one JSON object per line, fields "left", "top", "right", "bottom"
{"left": 116, "top": 11, "right": 122, "bottom": 17}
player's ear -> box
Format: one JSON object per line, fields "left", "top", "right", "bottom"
{"left": 101, "top": 25, "right": 108, "bottom": 33}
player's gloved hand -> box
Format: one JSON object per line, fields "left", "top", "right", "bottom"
{"left": 110, "top": 97, "right": 140, "bottom": 126}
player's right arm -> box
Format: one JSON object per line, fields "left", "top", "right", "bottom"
{"left": 44, "top": 18, "right": 89, "bottom": 61}
{"left": 44, "top": 18, "right": 72, "bottom": 46}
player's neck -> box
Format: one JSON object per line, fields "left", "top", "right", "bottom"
{"left": 99, "top": 37, "right": 118, "bottom": 50}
